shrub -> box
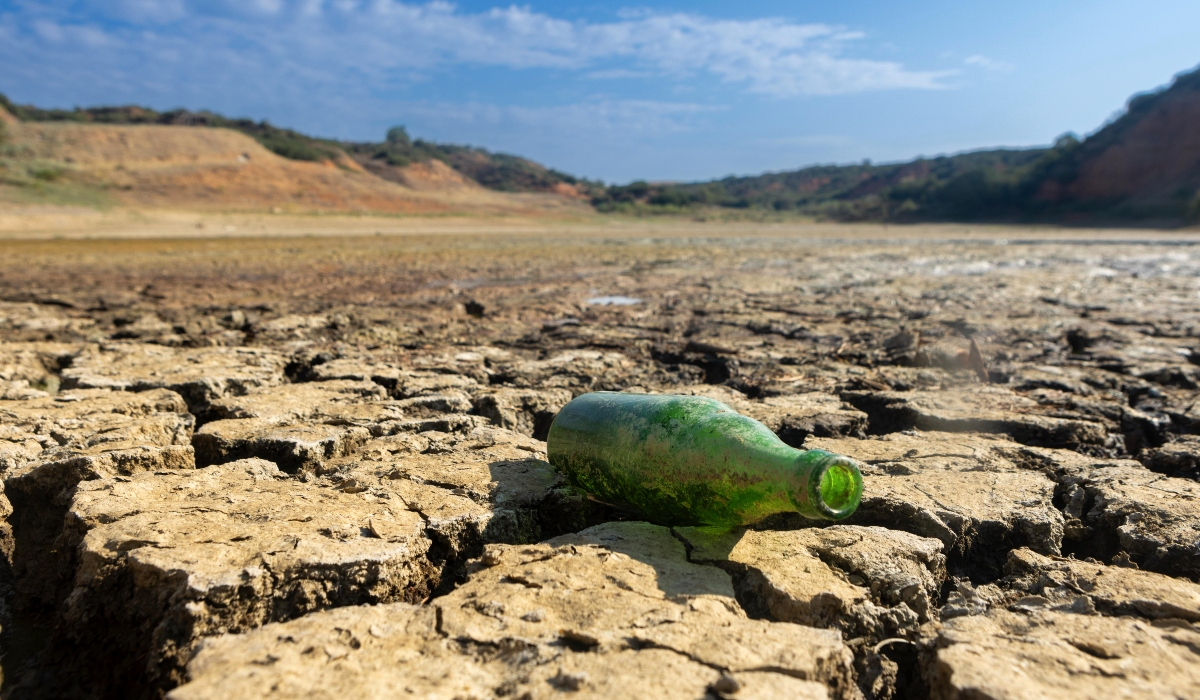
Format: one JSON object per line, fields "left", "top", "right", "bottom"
{"left": 30, "top": 165, "right": 65, "bottom": 182}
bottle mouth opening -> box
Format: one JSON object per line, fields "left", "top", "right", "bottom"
{"left": 807, "top": 453, "right": 863, "bottom": 520}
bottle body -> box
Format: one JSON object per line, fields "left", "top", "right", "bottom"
{"left": 546, "top": 392, "right": 862, "bottom": 528}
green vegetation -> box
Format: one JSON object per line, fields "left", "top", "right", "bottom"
{"left": 0, "top": 165, "right": 117, "bottom": 209}
{"left": 593, "top": 147, "right": 1066, "bottom": 221}
{"left": 342, "top": 126, "right": 601, "bottom": 195}
{"left": 29, "top": 165, "right": 66, "bottom": 182}
{"left": 226, "top": 121, "right": 343, "bottom": 162}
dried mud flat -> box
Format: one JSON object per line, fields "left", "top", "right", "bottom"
{"left": 0, "top": 220, "right": 1199, "bottom": 699}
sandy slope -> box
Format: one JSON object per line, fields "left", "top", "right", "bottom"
{"left": 0, "top": 108, "right": 589, "bottom": 216}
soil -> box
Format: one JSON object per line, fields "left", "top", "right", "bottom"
{"left": 0, "top": 216, "right": 1198, "bottom": 699}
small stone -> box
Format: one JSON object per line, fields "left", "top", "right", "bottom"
{"left": 1112, "top": 551, "right": 1139, "bottom": 568}
{"left": 711, "top": 674, "right": 742, "bottom": 694}
{"left": 549, "top": 669, "right": 588, "bottom": 691}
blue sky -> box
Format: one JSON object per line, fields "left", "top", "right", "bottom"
{"left": 1, "top": 1, "right": 1198, "bottom": 182}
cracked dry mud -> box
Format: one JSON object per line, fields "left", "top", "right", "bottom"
{"left": 0, "top": 225, "right": 1199, "bottom": 699}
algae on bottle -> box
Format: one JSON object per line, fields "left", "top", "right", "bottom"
{"left": 547, "top": 392, "right": 863, "bottom": 528}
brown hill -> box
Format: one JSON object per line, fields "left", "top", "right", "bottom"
{"left": 1036, "top": 67, "right": 1200, "bottom": 217}
{"left": 0, "top": 118, "right": 590, "bottom": 216}
{"left": 1065, "top": 102, "right": 1200, "bottom": 200}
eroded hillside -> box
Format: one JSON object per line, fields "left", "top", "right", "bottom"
{"left": 0, "top": 106, "right": 591, "bottom": 216}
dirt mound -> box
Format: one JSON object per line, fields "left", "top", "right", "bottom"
{"left": 9, "top": 122, "right": 271, "bottom": 169}
{"left": 0, "top": 121, "right": 585, "bottom": 215}
{"left": 357, "top": 156, "right": 484, "bottom": 193}
{"left": 395, "top": 158, "right": 482, "bottom": 191}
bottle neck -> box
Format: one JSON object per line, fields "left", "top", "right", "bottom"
{"left": 789, "top": 449, "right": 864, "bottom": 521}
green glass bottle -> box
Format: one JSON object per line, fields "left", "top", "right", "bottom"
{"left": 546, "top": 392, "right": 863, "bottom": 528}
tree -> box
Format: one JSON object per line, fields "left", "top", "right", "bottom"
{"left": 386, "top": 126, "right": 412, "bottom": 148}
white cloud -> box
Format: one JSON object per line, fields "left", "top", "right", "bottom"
{"left": 586, "top": 69, "right": 654, "bottom": 80}
{"left": 113, "top": 0, "right": 187, "bottom": 23}
{"left": 15, "top": 2, "right": 950, "bottom": 97}
{"left": 252, "top": 0, "right": 285, "bottom": 14}
{"left": 757, "top": 134, "right": 855, "bottom": 148}
{"left": 335, "top": 6, "right": 951, "bottom": 95}
{"left": 31, "top": 19, "right": 114, "bottom": 47}
{"left": 964, "top": 55, "right": 1014, "bottom": 72}
{"left": 32, "top": 20, "right": 64, "bottom": 42}
{"left": 398, "top": 99, "right": 721, "bottom": 135}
